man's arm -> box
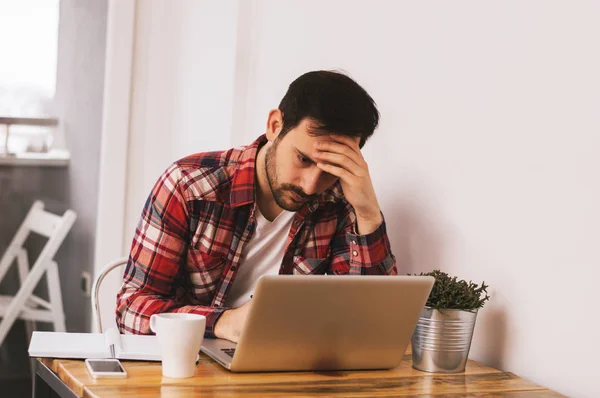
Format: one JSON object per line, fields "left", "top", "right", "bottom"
{"left": 213, "top": 300, "right": 252, "bottom": 343}
{"left": 116, "top": 164, "right": 227, "bottom": 338}
{"left": 312, "top": 135, "right": 397, "bottom": 275}
{"left": 328, "top": 205, "right": 397, "bottom": 275}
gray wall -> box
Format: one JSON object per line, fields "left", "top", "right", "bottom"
{"left": 0, "top": 0, "right": 107, "bottom": 379}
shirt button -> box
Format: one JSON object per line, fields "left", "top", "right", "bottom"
{"left": 352, "top": 241, "right": 357, "bottom": 245}
{"left": 352, "top": 250, "right": 358, "bottom": 257}
{"left": 231, "top": 266, "right": 237, "bottom": 271}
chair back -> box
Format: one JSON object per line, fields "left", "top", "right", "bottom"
{"left": 0, "top": 200, "right": 76, "bottom": 284}
{"left": 0, "top": 200, "right": 76, "bottom": 347}
{"left": 92, "top": 257, "right": 128, "bottom": 332}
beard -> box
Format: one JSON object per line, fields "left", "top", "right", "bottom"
{"left": 264, "top": 139, "right": 313, "bottom": 211}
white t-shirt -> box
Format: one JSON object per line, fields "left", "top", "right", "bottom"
{"left": 223, "top": 205, "right": 295, "bottom": 308}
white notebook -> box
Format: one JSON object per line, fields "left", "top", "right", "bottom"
{"left": 28, "top": 328, "right": 161, "bottom": 361}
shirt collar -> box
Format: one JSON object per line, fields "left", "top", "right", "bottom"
{"left": 228, "top": 135, "right": 267, "bottom": 208}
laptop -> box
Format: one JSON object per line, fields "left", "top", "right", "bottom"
{"left": 200, "top": 275, "right": 434, "bottom": 372}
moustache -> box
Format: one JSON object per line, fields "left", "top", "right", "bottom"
{"left": 282, "top": 185, "right": 317, "bottom": 201}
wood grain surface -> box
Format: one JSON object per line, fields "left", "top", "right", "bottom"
{"left": 40, "top": 350, "right": 562, "bottom": 397}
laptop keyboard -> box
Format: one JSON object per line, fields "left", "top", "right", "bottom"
{"left": 221, "top": 348, "right": 236, "bottom": 357}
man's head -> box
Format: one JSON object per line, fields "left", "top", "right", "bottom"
{"left": 263, "top": 70, "right": 379, "bottom": 211}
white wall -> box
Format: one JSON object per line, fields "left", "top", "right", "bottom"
{"left": 98, "top": 1, "right": 600, "bottom": 395}
{"left": 124, "top": 0, "right": 239, "bottom": 245}
{"left": 233, "top": 1, "right": 600, "bottom": 396}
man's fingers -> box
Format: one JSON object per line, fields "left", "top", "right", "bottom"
{"left": 331, "top": 135, "right": 361, "bottom": 155}
{"left": 316, "top": 161, "right": 353, "bottom": 182}
{"left": 314, "top": 140, "right": 366, "bottom": 168}
{"left": 312, "top": 150, "right": 364, "bottom": 177}
{"left": 329, "top": 134, "right": 361, "bottom": 150}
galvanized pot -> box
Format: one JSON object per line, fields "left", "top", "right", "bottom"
{"left": 411, "top": 307, "right": 478, "bottom": 373}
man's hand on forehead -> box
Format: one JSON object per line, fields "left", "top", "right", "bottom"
{"left": 314, "top": 135, "right": 361, "bottom": 162}
{"left": 311, "top": 134, "right": 382, "bottom": 235}
{"left": 328, "top": 134, "right": 361, "bottom": 150}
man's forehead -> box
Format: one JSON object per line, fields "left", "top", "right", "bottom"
{"left": 298, "top": 120, "right": 361, "bottom": 145}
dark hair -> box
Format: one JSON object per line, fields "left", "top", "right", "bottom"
{"left": 277, "top": 70, "right": 379, "bottom": 148}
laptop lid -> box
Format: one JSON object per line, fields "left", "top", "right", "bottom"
{"left": 224, "top": 275, "right": 433, "bottom": 372}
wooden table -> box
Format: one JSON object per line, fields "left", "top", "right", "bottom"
{"left": 35, "top": 349, "right": 562, "bottom": 397}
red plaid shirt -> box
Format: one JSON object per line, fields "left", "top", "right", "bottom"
{"left": 117, "top": 135, "right": 397, "bottom": 337}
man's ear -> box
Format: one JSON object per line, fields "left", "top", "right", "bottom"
{"left": 265, "top": 109, "right": 283, "bottom": 142}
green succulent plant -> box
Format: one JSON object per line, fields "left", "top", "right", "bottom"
{"left": 413, "top": 270, "right": 490, "bottom": 311}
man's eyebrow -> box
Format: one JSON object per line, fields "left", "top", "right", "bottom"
{"left": 294, "top": 147, "right": 317, "bottom": 164}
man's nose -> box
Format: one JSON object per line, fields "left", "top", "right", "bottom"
{"left": 301, "top": 168, "right": 322, "bottom": 196}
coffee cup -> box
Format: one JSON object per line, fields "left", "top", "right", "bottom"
{"left": 149, "top": 313, "right": 206, "bottom": 378}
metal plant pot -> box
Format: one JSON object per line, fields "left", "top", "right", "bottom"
{"left": 411, "top": 307, "right": 478, "bottom": 373}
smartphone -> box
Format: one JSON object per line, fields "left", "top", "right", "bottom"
{"left": 85, "top": 359, "right": 127, "bottom": 378}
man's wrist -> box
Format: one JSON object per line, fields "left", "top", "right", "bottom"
{"left": 355, "top": 211, "right": 383, "bottom": 235}
{"left": 214, "top": 309, "right": 233, "bottom": 339}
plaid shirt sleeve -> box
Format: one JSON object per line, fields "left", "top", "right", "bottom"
{"left": 329, "top": 205, "right": 398, "bottom": 275}
{"left": 116, "top": 164, "right": 226, "bottom": 338}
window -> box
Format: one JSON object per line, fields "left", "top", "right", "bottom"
{"left": 0, "top": 0, "right": 60, "bottom": 156}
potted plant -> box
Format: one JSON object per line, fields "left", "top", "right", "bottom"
{"left": 410, "top": 270, "right": 490, "bottom": 373}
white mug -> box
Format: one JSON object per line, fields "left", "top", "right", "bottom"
{"left": 149, "top": 313, "right": 206, "bottom": 378}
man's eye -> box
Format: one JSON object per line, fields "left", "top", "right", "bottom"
{"left": 298, "top": 155, "right": 311, "bottom": 164}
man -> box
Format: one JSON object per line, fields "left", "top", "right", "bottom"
{"left": 117, "top": 70, "right": 397, "bottom": 343}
